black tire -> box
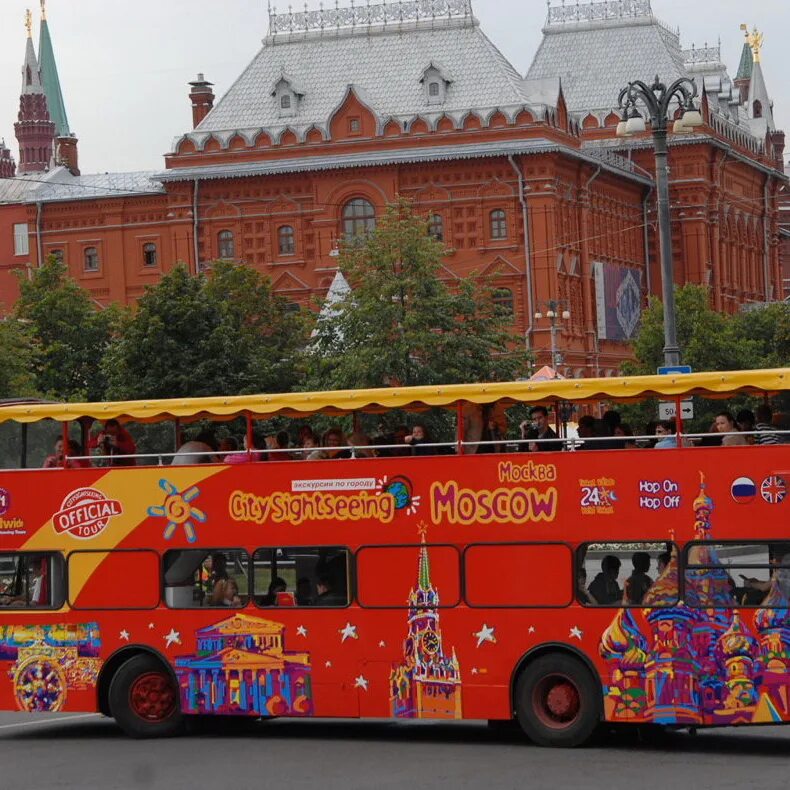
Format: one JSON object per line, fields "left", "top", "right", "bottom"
{"left": 515, "top": 653, "right": 601, "bottom": 748}
{"left": 108, "top": 654, "right": 183, "bottom": 739}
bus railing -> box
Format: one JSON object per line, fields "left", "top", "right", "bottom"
{"left": 38, "top": 429, "right": 788, "bottom": 469}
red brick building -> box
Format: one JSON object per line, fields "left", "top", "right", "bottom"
{"left": 0, "top": 0, "right": 786, "bottom": 376}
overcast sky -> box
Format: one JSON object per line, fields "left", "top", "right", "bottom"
{"left": 0, "top": 0, "right": 787, "bottom": 174}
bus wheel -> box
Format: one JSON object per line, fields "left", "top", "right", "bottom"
{"left": 109, "top": 654, "right": 183, "bottom": 739}
{"left": 515, "top": 654, "right": 600, "bottom": 748}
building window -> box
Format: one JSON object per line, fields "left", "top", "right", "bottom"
{"left": 348, "top": 117, "right": 361, "bottom": 135}
{"left": 753, "top": 100, "right": 763, "bottom": 119}
{"left": 281, "top": 94, "right": 291, "bottom": 110}
{"left": 142, "top": 243, "right": 158, "bottom": 267}
{"left": 13, "top": 224, "right": 29, "bottom": 256}
{"left": 217, "top": 230, "right": 235, "bottom": 259}
{"left": 285, "top": 302, "right": 301, "bottom": 314}
{"left": 343, "top": 198, "right": 376, "bottom": 239}
{"left": 490, "top": 209, "right": 508, "bottom": 240}
{"left": 49, "top": 249, "right": 64, "bottom": 264}
{"left": 429, "top": 82, "right": 440, "bottom": 97}
{"left": 428, "top": 214, "right": 444, "bottom": 242}
{"left": 84, "top": 247, "right": 99, "bottom": 272}
{"left": 278, "top": 225, "right": 296, "bottom": 256}
{"left": 493, "top": 287, "right": 514, "bottom": 317}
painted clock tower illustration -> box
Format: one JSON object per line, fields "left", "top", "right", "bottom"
{"left": 390, "top": 527, "right": 462, "bottom": 719}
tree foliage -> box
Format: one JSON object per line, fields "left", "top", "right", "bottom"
{"left": 103, "top": 261, "right": 307, "bottom": 400}
{"left": 0, "top": 319, "right": 37, "bottom": 399}
{"left": 626, "top": 284, "right": 790, "bottom": 375}
{"left": 308, "top": 199, "right": 530, "bottom": 390}
{"left": 14, "top": 258, "right": 121, "bottom": 401}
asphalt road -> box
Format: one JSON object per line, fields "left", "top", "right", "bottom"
{"left": 1, "top": 712, "right": 789, "bottom": 790}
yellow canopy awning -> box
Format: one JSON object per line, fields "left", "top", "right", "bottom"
{"left": 0, "top": 368, "right": 787, "bottom": 425}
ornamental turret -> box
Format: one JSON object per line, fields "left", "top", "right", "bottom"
{"left": 0, "top": 140, "right": 15, "bottom": 178}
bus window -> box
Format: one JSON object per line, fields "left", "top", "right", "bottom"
{"left": 69, "top": 550, "right": 159, "bottom": 610}
{"left": 163, "top": 549, "right": 249, "bottom": 609}
{"left": 577, "top": 542, "right": 677, "bottom": 607}
{"left": 356, "top": 545, "right": 460, "bottom": 608}
{"left": 253, "top": 547, "right": 350, "bottom": 608}
{"left": 464, "top": 544, "right": 571, "bottom": 608}
{"left": 685, "top": 542, "right": 790, "bottom": 608}
{"left": 0, "top": 553, "right": 65, "bottom": 609}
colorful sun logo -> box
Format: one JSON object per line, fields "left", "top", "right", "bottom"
{"left": 147, "top": 479, "right": 207, "bottom": 543}
{"left": 377, "top": 475, "right": 421, "bottom": 515}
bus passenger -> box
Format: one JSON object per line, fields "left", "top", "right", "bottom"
{"left": 715, "top": 412, "right": 747, "bottom": 446}
{"left": 521, "top": 407, "right": 560, "bottom": 452}
{"left": 654, "top": 420, "right": 678, "bottom": 448}
{"left": 576, "top": 567, "right": 597, "bottom": 605}
{"left": 172, "top": 431, "right": 218, "bottom": 465}
{"left": 88, "top": 419, "right": 137, "bottom": 467}
{"left": 625, "top": 552, "right": 653, "bottom": 605}
{"left": 211, "top": 578, "right": 241, "bottom": 607}
{"left": 656, "top": 551, "right": 671, "bottom": 576}
{"left": 43, "top": 438, "right": 90, "bottom": 469}
{"left": 575, "top": 415, "right": 596, "bottom": 449}
{"left": 224, "top": 435, "right": 265, "bottom": 464}
{"left": 201, "top": 553, "right": 228, "bottom": 603}
{"left": 614, "top": 423, "right": 637, "bottom": 449}
{"left": 259, "top": 577, "right": 287, "bottom": 606}
{"left": 754, "top": 405, "right": 781, "bottom": 445}
{"left": 316, "top": 574, "right": 345, "bottom": 606}
{"left": 296, "top": 577, "right": 314, "bottom": 606}
{"left": 587, "top": 555, "right": 622, "bottom": 605}
{"left": 736, "top": 409, "right": 757, "bottom": 445}
{"left": 314, "top": 428, "right": 352, "bottom": 460}
{"left": 405, "top": 423, "right": 433, "bottom": 456}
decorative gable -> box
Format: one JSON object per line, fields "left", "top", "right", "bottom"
{"left": 271, "top": 74, "right": 304, "bottom": 119}
{"left": 420, "top": 63, "right": 453, "bottom": 107}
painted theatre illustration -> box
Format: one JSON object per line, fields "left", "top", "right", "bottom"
{"left": 175, "top": 614, "right": 313, "bottom": 716}
{"left": 390, "top": 533, "right": 462, "bottom": 719}
{"left": 600, "top": 474, "right": 790, "bottom": 725}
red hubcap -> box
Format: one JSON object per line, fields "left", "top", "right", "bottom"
{"left": 129, "top": 672, "right": 177, "bottom": 722}
{"left": 533, "top": 674, "right": 581, "bottom": 729}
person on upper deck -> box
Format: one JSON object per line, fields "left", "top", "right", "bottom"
{"left": 43, "top": 437, "right": 90, "bottom": 469}
{"left": 754, "top": 404, "right": 781, "bottom": 445}
{"left": 172, "top": 431, "right": 218, "bottom": 465}
{"left": 715, "top": 412, "right": 747, "bottom": 446}
{"left": 405, "top": 423, "right": 434, "bottom": 456}
{"left": 88, "top": 419, "right": 137, "bottom": 467}
{"left": 521, "top": 407, "right": 561, "bottom": 452}
{"left": 625, "top": 552, "right": 653, "bottom": 605}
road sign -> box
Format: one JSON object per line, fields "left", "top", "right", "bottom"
{"left": 658, "top": 399, "right": 694, "bottom": 421}
{"left": 658, "top": 365, "right": 692, "bottom": 375}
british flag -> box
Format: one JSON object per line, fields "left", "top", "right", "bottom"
{"left": 761, "top": 476, "right": 787, "bottom": 505}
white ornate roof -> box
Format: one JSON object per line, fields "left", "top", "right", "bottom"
{"left": 187, "top": 0, "right": 557, "bottom": 144}
{"left": 0, "top": 166, "right": 164, "bottom": 205}
{"left": 528, "top": 0, "right": 765, "bottom": 143}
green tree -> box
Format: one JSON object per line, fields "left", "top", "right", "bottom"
{"left": 0, "top": 319, "right": 37, "bottom": 399}
{"left": 14, "top": 258, "right": 121, "bottom": 401}
{"left": 103, "top": 262, "right": 306, "bottom": 399}
{"left": 308, "top": 199, "right": 529, "bottom": 390}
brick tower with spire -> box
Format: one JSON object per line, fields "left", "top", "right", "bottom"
{"left": 0, "top": 140, "right": 15, "bottom": 178}
{"left": 15, "top": 8, "right": 55, "bottom": 174}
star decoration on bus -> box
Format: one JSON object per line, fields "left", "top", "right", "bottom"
{"left": 325, "top": 661, "right": 332, "bottom": 668}
{"left": 569, "top": 626, "right": 583, "bottom": 641}
{"left": 147, "top": 479, "right": 207, "bottom": 543}
{"left": 473, "top": 624, "right": 496, "bottom": 647}
{"left": 354, "top": 675, "right": 369, "bottom": 691}
{"left": 164, "top": 628, "right": 181, "bottom": 648}
{"left": 378, "top": 640, "right": 386, "bottom": 648}
{"left": 528, "top": 626, "right": 536, "bottom": 634}
{"left": 119, "top": 630, "right": 130, "bottom": 641}
{"left": 339, "top": 623, "right": 358, "bottom": 642}
{"left": 296, "top": 625, "right": 308, "bottom": 637}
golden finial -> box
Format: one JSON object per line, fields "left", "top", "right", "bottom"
{"left": 40, "top": 0, "right": 46, "bottom": 20}
{"left": 25, "top": 9, "right": 32, "bottom": 37}
{"left": 743, "top": 24, "right": 764, "bottom": 63}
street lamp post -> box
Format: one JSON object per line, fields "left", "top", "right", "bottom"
{"left": 616, "top": 76, "right": 703, "bottom": 367}
{"left": 534, "top": 299, "right": 571, "bottom": 370}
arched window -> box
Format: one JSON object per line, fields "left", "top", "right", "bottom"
{"left": 143, "top": 242, "right": 158, "bottom": 267}
{"left": 493, "top": 287, "right": 514, "bottom": 318}
{"left": 429, "top": 82, "right": 440, "bottom": 97}
{"left": 490, "top": 209, "right": 508, "bottom": 240}
{"left": 84, "top": 247, "right": 99, "bottom": 272}
{"left": 343, "top": 198, "right": 376, "bottom": 239}
{"left": 278, "top": 225, "right": 295, "bottom": 255}
{"left": 281, "top": 94, "right": 291, "bottom": 110}
{"left": 217, "top": 230, "right": 235, "bottom": 259}
{"left": 753, "top": 100, "right": 762, "bottom": 119}
{"left": 428, "top": 214, "right": 444, "bottom": 242}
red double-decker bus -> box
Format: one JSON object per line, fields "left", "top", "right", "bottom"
{"left": 0, "top": 369, "right": 787, "bottom": 746}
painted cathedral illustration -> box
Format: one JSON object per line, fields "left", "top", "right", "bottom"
{"left": 600, "top": 474, "right": 790, "bottom": 725}
{"left": 390, "top": 532, "right": 462, "bottom": 719}
{"left": 175, "top": 614, "right": 313, "bottom": 716}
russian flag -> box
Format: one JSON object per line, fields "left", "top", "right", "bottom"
{"left": 731, "top": 477, "right": 757, "bottom": 503}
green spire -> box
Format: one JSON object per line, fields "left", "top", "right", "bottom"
{"left": 38, "top": 15, "right": 70, "bottom": 137}
{"left": 735, "top": 41, "right": 753, "bottom": 82}
{"left": 418, "top": 533, "right": 431, "bottom": 590}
